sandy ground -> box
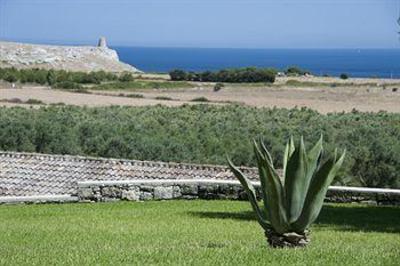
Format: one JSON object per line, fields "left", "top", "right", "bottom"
{"left": 128, "top": 85, "right": 400, "bottom": 113}
{"left": 274, "top": 75, "right": 400, "bottom": 85}
{"left": 1, "top": 77, "right": 400, "bottom": 113}
{"left": 0, "top": 86, "right": 196, "bottom": 107}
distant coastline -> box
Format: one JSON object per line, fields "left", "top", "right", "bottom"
{"left": 0, "top": 39, "right": 140, "bottom": 73}
{"left": 114, "top": 47, "right": 400, "bottom": 78}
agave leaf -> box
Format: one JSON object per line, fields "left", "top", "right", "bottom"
{"left": 227, "top": 158, "right": 270, "bottom": 230}
{"left": 307, "top": 135, "right": 323, "bottom": 176}
{"left": 253, "top": 140, "right": 271, "bottom": 219}
{"left": 283, "top": 136, "right": 295, "bottom": 179}
{"left": 254, "top": 143, "right": 289, "bottom": 234}
{"left": 284, "top": 136, "right": 308, "bottom": 223}
{"left": 260, "top": 140, "right": 274, "bottom": 168}
{"left": 293, "top": 150, "right": 346, "bottom": 232}
{"left": 294, "top": 135, "right": 324, "bottom": 217}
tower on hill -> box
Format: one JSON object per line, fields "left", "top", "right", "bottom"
{"left": 98, "top": 37, "right": 107, "bottom": 48}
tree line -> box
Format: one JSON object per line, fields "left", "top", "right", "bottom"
{"left": 169, "top": 66, "right": 313, "bottom": 83}
{"left": 0, "top": 67, "right": 134, "bottom": 89}
{"left": 169, "top": 67, "right": 277, "bottom": 83}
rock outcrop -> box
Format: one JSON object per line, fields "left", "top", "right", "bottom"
{"left": 0, "top": 38, "right": 140, "bottom": 73}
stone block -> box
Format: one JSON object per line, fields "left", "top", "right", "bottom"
{"left": 101, "top": 186, "right": 121, "bottom": 198}
{"left": 180, "top": 184, "right": 198, "bottom": 195}
{"left": 198, "top": 184, "right": 218, "bottom": 199}
{"left": 140, "top": 192, "right": 153, "bottom": 201}
{"left": 140, "top": 186, "right": 154, "bottom": 192}
{"left": 121, "top": 189, "right": 140, "bottom": 201}
{"left": 154, "top": 186, "right": 174, "bottom": 200}
{"left": 173, "top": 186, "right": 182, "bottom": 198}
{"left": 78, "top": 187, "right": 95, "bottom": 200}
{"left": 182, "top": 195, "right": 199, "bottom": 200}
{"left": 218, "top": 184, "right": 240, "bottom": 199}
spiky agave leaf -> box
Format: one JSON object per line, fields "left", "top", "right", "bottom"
{"left": 292, "top": 149, "right": 346, "bottom": 232}
{"left": 253, "top": 140, "right": 272, "bottom": 223}
{"left": 283, "top": 136, "right": 295, "bottom": 180}
{"left": 295, "top": 135, "right": 324, "bottom": 218}
{"left": 228, "top": 136, "right": 345, "bottom": 242}
{"left": 306, "top": 135, "right": 324, "bottom": 178}
{"left": 284, "top": 136, "right": 324, "bottom": 224}
{"left": 260, "top": 139, "right": 274, "bottom": 168}
{"left": 254, "top": 142, "right": 289, "bottom": 234}
{"left": 227, "top": 158, "right": 270, "bottom": 230}
{"left": 284, "top": 137, "right": 308, "bottom": 223}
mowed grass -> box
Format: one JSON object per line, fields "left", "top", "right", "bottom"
{"left": 0, "top": 201, "right": 399, "bottom": 266}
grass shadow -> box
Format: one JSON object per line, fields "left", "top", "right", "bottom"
{"left": 187, "top": 204, "right": 400, "bottom": 233}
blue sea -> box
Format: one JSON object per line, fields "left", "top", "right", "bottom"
{"left": 113, "top": 47, "right": 400, "bottom": 78}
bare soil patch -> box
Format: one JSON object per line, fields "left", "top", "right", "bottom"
{"left": 94, "top": 82, "right": 400, "bottom": 113}
{"left": 1, "top": 76, "right": 400, "bottom": 113}
{"left": 0, "top": 86, "right": 192, "bottom": 107}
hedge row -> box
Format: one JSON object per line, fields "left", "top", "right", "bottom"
{"left": 0, "top": 67, "right": 134, "bottom": 87}
{"left": 0, "top": 105, "right": 399, "bottom": 188}
{"left": 169, "top": 67, "right": 277, "bottom": 83}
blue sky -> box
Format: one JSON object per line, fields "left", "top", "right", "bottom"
{"left": 0, "top": 0, "right": 399, "bottom": 48}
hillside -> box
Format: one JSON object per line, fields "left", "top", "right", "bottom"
{"left": 0, "top": 38, "right": 140, "bottom": 73}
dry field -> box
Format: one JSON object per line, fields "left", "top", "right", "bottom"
{"left": 1, "top": 76, "right": 400, "bottom": 113}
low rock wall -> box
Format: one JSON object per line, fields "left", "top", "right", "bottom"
{"left": 78, "top": 180, "right": 252, "bottom": 202}
{"left": 326, "top": 187, "right": 400, "bottom": 205}
{"left": 78, "top": 180, "right": 400, "bottom": 205}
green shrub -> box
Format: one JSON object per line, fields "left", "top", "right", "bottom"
{"left": 340, "top": 73, "right": 349, "bottom": 80}
{"left": 32, "top": 69, "right": 48, "bottom": 84}
{"left": 46, "top": 70, "right": 57, "bottom": 86}
{"left": 80, "top": 72, "right": 102, "bottom": 84}
{"left": 118, "top": 72, "right": 134, "bottom": 82}
{"left": 191, "top": 97, "right": 209, "bottom": 102}
{"left": 53, "top": 81, "right": 83, "bottom": 90}
{"left": 118, "top": 93, "right": 144, "bottom": 98}
{"left": 200, "top": 71, "right": 216, "bottom": 82}
{"left": 285, "top": 66, "right": 311, "bottom": 76}
{"left": 0, "top": 68, "right": 119, "bottom": 85}
{"left": 3, "top": 71, "right": 19, "bottom": 83}
{"left": 186, "top": 72, "right": 201, "bottom": 81}
{"left": 25, "top": 99, "right": 45, "bottom": 105}
{"left": 155, "top": 96, "right": 173, "bottom": 101}
{"left": 1, "top": 98, "right": 22, "bottom": 104}
{"left": 169, "top": 70, "right": 188, "bottom": 81}
{"left": 50, "top": 102, "right": 66, "bottom": 106}
{"left": 170, "top": 68, "right": 276, "bottom": 83}
{"left": 127, "top": 94, "right": 144, "bottom": 98}
{"left": 214, "top": 83, "right": 224, "bottom": 92}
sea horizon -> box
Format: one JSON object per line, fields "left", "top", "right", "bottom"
{"left": 113, "top": 46, "right": 400, "bottom": 78}
{"left": 2, "top": 37, "right": 400, "bottom": 78}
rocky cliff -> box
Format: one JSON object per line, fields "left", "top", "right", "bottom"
{"left": 0, "top": 38, "right": 140, "bottom": 73}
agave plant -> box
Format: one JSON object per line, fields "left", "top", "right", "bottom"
{"left": 228, "top": 136, "right": 345, "bottom": 248}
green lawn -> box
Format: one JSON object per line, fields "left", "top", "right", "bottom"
{"left": 0, "top": 201, "right": 399, "bottom": 266}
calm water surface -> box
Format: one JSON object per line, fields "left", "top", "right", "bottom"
{"left": 113, "top": 47, "right": 400, "bottom": 78}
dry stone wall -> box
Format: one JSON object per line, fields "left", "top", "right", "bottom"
{"left": 78, "top": 180, "right": 253, "bottom": 202}
{"left": 78, "top": 180, "right": 400, "bottom": 205}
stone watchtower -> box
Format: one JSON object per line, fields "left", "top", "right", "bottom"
{"left": 98, "top": 37, "right": 107, "bottom": 48}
